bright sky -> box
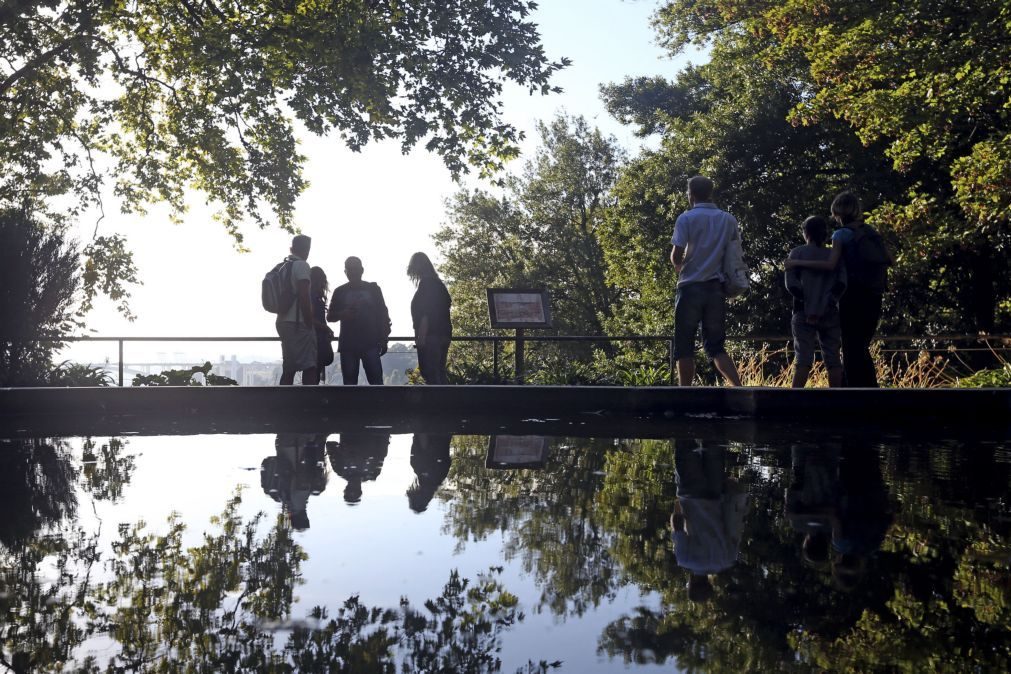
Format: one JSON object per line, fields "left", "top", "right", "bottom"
{"left": 70, "top": 0, "right": 694, "bottom": 361}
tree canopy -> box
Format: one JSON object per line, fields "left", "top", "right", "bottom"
{"left": 1, "top": 0, "right": 567, "bottom": 240}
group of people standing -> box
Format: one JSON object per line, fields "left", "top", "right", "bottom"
{"left": 272, "top": 235, "right": 452, "bottom": 386}
{"left": 671, "top": 176, "right": 893, "bottom": 388}
{"left": 272, "top": 175, "right": 891, "bottom": 389}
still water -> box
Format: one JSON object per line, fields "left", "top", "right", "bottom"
{"left": 2, "top": 426, "right": 1010, "bottom": 672}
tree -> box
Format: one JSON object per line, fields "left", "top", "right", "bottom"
{"left": 435, "top": 114, "right": 624, "bottom": 377}
{"left": 1, "top": 0, "right": 567, "bottom": 241}
{"left": 632, "top": 0, "right": 1011, "bottom": 334}
{"left": 598, "top": 17, "right": 907, "bottom": 350}
{"left": 0, "top": 210, "right": 81, "bottom": 385}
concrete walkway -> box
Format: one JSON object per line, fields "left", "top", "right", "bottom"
{"left": 1, "top": 385, "right": 1008, "bottom": 439}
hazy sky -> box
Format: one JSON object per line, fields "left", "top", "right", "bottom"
{"left": 69, "top": 0, "right": 694, "bottom": 362}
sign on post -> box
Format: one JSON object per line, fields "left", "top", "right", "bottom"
{"left": 486, "top": 289, "right": 552, "bottom": 383}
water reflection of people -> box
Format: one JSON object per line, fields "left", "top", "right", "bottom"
{"left": 327, "top": 433, "right": 390, "bottom": 504}
{"left": 785, "top": 442, "right": 893, "bottom": 589}
{"left": 407, "top": 434, "right": 453, "bottom": 513}
{"left": 832, "top": 443, "right": 893, "bottom": 590}
{"left": 669, "top": 440, "right": 749, "bottom": 603}
{"left": 260, "top": 433, "right": 327, "bottom": 530}
{"left": 785, "top": 445, "right": 841, "bottom": 571}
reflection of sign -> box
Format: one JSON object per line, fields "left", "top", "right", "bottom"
{"left": 486, "top": 435, "right": 550, "bottom": 469}
{"left": 487, "top": 288, "right": 553, "bottom": 328}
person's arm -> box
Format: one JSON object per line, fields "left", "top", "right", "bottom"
{"left": 416, "top": 315, "right": 430, "bottom": 348}
{"left": 785, "top": 251, "right": 804, "bottom": 299}
{"left": 326, "top": 288, "right": 340, "bottom": 322}
{"left": 670, "top": 245, "right": 686, "bottom": 273}
{"left": 670, "top": 216, "right": 688, "bottom": 273}
{"left": 786, "top": 238, "right": 843, "bottom": 270}
{"left": 296, "top": 280, "right": 312, "bottom": 329}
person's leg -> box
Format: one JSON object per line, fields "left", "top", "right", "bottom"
{"left": 673, "top": 283, "right": 704, "bottom": 386}
{"left": 819, "top": 311, "right": 844, "bottom": 388}
{"left": 841, "top": 289, "right": 881, "bottom": 387}
{"left": 792, "top": 313, "right": 815, "bottom": 388}
{"left": 792, "top": 365, "right": 811, "bottom": 389}
{"left": 713, "top": 354, "right": 742, "bottom": 387}
{"left": 701, "top": 282, "right": 741, "bottom": 386}
{"left": 362, "top": 347, "right": 384, "bottom": 385}
{"left": 434, "top": 337, "right": 450, "bottom": 385}
{"left": 277, "top": 322, "right": 295, "bottom": 385}
{"left": 839, "top": 293, "right": 859, "bottom": 387}
{"left": 340, "top": 350, "right": 360, "bottom": 385}
{"left": 854, "top": 292, "right": 882, "bottom": 387}
{"left": 677, "top": 358, "right": 696, "bottom": 387}
{"left": 300, "top": 366, "right": 318, "bottom": 385}
{"left": 417, "top": 342, "right": 435, "bottom": 383}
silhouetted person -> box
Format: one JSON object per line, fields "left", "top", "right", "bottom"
{"left": 831, "top": 442, "right": 893, "bottom": 590}
{"left": 326, "top": 433, "right": 390, "bottom": 504}
{"left": 669, "top": 439, "right": 748, "bottom": 603}
{"left": 407, "top": 252, "right": 452, "bottom": 385}
{"left": 310, "top": 266, "right": 335, "bottom": 384}
{"left": 786, "top": 216, "right": 847, "bottom": 388}
{"left": 785, "top": 191, "right": 894, "bottom": 387}
{"left": 326, "top": 256, "right": 390, "bottom": 385}
{"left": 260, "top": 433, "right": 327, "bottom": 531}
{"left": 276, "top": 234, "right": 317, "bottom": 385}
{"left": 407, "top": 434, "right": 453, "bottom": 512}
{"left": 785, "top": 444, "right": 842, "bottom": 571}
{"left": 669, "top": 176, "right": 742, "bottom": 386}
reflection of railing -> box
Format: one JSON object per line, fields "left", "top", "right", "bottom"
{"left": 55, "top": 334, "right": 1011, "bottom": 386}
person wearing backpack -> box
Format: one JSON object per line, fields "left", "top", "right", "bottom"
{"left": 669, "top": 176, "right": 743, "bottom": 387}
{"left": 326, "top": 256, "right": 390, "bottom": 385}
{"left": 270, "top": 235, "right": 317, "bottom": 385}
{"left": 785, "top": 192, "right": 894, "bottom": 387}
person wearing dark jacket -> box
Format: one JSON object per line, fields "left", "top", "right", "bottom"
{"left": 326, "top": 256, "right": 390, "bottom": 385}
{"left": 407, "top": 252, "right": 452, "bottom": 385}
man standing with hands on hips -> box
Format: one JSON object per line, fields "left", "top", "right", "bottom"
{"left": 669, "top": 176, "right": 742, "bottom": 387}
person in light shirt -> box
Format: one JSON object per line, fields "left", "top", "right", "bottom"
{"left": 669, "top": 439, "right": 749, "bottom": 602}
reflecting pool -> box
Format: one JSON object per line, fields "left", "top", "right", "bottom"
{"left": 2, "top": 427, "right": 1010, "bottom": 672}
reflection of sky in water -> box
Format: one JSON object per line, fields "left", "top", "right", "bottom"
{"left": 69, "top": 433, "right": 667, "bottom": 671}
{"left": 9, "top": 431, "right": 1011, "bottom": 672}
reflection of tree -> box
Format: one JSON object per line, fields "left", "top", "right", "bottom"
{"left": 0, "top": 437, "right": 132, "bottom": 672}
{"left": 0, "top": 438, "right": 78, "bottom": 548}
{"left": 594, "top": 439, "right": 1011, "bottom": 672}
{"left": 5, "top": 486, "right": 546, "bottom": 672}
{"left": 443, "top": 435, "right": 622, "bottom": 616}
{"left": 80, "top": 437, "right": 136, "bottom": 503}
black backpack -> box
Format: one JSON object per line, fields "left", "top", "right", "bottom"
{"left": 262, "top": 259, "right": 296, "bottom": 315}
{"left": 843, "top": 225, "right": 891, "bottom": 291}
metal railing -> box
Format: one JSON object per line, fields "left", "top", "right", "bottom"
{"left": 54, "top": 333, "right": 1011, "bottom": 386}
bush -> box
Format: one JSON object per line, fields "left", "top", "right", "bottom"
{"left": 48, "top": 362, "right": 114, "bottom": 387}
{"left": 956, "top": 364, "right": 1011, "bottom": 388}
{"left": 0, "top": 210, "right": 81, "bottom": 386}
{"left": 132, "top": 362, "right": 237, "bottom": 386}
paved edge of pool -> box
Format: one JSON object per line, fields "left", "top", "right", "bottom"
{"left": 2, "top": 385, "right": 1009, "bottom": 432}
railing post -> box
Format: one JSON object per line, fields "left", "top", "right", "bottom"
{"left": 515, "top": 328, "right": 524, "bottom": 385}
{"left": 492, "top": 337, "right": 499, "bottom": 384}
{"left": 669, "top": 338, "right": 676, "bottom": 386}
{"left": 118, "top": 339, "right": 124, "bottom": 387}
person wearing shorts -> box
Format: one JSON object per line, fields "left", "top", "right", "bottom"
{"left": 669, "top": 176, "right": 743, "bottom": 386}
{"left": 785, "top": 216, "right": 847, "bottom": 387}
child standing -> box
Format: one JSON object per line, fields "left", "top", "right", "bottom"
{"left": 785, "top": 216, "right": 847, "bottom": 388}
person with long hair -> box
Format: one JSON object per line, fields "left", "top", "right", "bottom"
{"left": 785, "top": 192, "right": 893, "bottom": 387}
{"left": 309, "top": 266, "right": 334, "bottom": 384}
{"left": 407, "top": 252, "right": 452, "bottom": 385}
